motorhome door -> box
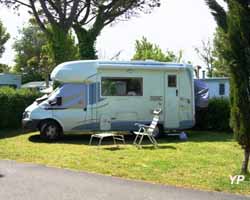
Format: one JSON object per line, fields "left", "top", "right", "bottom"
{"left": 164, "top": 73, "right": 180, "bottom": 128}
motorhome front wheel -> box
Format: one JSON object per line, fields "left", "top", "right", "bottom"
{"left": 40, "top": 121, "right": 62, "bottom": 141}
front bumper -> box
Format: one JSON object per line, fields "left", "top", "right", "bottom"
{"left": 22, "top": 119, "right": 40, "bottom": 131}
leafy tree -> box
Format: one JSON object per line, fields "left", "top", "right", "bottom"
{"left": 13, "top": 20, "right": 49, "bottom": 83}
{"left": 206, "top": 0, "right": 250, "bottom": 173}
{"left": 194, "top": 39, "right": 215, "bottom": 77}
{"left": 0, "top": 0, "right": 160, "bottom": 61}
{"left": 0, "top": 0, "right": 80, "bottom": 64}
{"left": 132, "top": 37, "right": 179, "bottom": 62}
{"left": 72, "top": 1, "right": 160, "bottom": 59}
{"left": 39, "top": 44, "right": 55, "bottom": 88}
{"left": 212, "top": 27, "right": 230, "bottom": 77}
{"left": 0, "top": 63, "right": 10, "bottom": 73}
{"left": 0, "top": 19, "right": 10, "bottom": 58}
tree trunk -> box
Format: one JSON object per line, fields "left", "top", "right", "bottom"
{"left": 73, "top": 25, "right": 98, "bottom": 60}
{"left": 48, "top": 25, "right": 77, "bottom": 65}
{"left": 241, "top": 147, "right": 250, "bottom": 174}
{"left": 45, "top": 65, "right": 49, "bottom": 88}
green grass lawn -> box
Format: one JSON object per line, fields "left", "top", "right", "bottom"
{"left": 0, "top": 130, "right": 249, "bottom": 195}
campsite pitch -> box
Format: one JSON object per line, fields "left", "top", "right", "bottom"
{"left": 0, "top": 130, "right": 249, "bottom": 195}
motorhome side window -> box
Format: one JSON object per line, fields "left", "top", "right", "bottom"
{"left": 219, "top": 83, "right": 225, "bottom": 95}
{"left": 101, "top": 77, "right": 143, "bottom": 96}
{"left": 168, "top": 75, "right": 177, "bottom": 87}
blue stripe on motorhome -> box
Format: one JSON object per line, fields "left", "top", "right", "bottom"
{"left": 72, "top": 122, "right": 100, "bottom": 131}
{"left": 72, "top": 120, "right": 194, "bottom": 131}
{"left": 111, "top": 121, "right": 151, "bottom": 131}
{"left": 72, "top": 120, "right": 166, "bottom": 131}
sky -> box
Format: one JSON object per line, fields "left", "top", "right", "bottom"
{"left": 0, "top": 0, "right": 218, "bottom": 67}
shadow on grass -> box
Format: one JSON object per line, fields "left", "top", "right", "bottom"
{"left": 29, "top": 134, "right": 177, "bottom": 151}
{"left": 163, "top": 131, "right": 233, "bottom": 143}
{"left": 102, "top": 147, "right": 126, "bottom": 151}
{"left": 29, "top": 134, "right": 91, "bottom": 145}
{"left": 0, "top": 129, "right": 34, "bottom": 140}
{"left": 140, "top": 145, "right": 176, "bottom": 150}
{"left": 28, "top": 130, "right": 233, "bottom": 146}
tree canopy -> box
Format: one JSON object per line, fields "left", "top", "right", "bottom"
{"left": 13, "top": 20, "right": 51, "bottom": 83}
{"left": 132, "top": 37, "right": 179, "bottom": 62}
{"left": 0, "top": 19, "right": 10, "bottom": 59}
{"left": 0, "top": 63, "right": 9, "bottom": 73}
{"left": 0, "top": 0, "right": 161, "bottom": 61}
{"left": 212, "top": 27, "right": 230, "bottom": 77}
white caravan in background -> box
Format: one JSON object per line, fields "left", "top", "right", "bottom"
{"left": 22, "top": 60, "right": 195, "bottom": 140}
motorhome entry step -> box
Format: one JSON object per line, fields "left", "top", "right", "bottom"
{"left": 89, "top": 133, "right": 125, "bottom": 146}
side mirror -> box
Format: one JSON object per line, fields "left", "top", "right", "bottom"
{"left": 56, "top": 96, "right": 62, "bottom": 106}
{"left": 49, "top": 96, "right": 62, "bottom": 106}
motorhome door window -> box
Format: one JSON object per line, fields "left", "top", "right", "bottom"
{"left": 101, "top": 77, "right": 143, "bottom": 96}
{"left": 168, "top": 75, "right": 177, "bottom": 87}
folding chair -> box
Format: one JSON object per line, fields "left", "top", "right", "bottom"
{"left": 133, "top": 109, "right": 161, "bottom": 148}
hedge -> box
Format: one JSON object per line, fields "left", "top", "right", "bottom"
{"left": 0, "top": 87, "right": 40, "bottom": 129}
{"left": 195, "top": 97, "right": 231, "bottom": 131}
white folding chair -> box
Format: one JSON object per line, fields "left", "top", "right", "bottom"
{"left": 133, "top": 110, "right": 161, "bottom": 148}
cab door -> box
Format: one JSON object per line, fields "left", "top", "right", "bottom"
{"left": 50, "top": 83, "right": 87, "bottom": 131}
{"left": 164, "top": 73, "right": 180, "bottom": 128}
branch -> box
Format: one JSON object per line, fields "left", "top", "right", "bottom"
{"left": 14, "top": 0, "right": 32, "bottom": 8}
{"left": 63, "top": 0, "right": 67, "bottom": 19}
{"left": 39, "top": 0, "right": 58, "bottom": 26}
{"left": 64, "top": 0, "right": 80, "bottom": 29}
{"left": 29, "top": 0, "right": 50, "bottom": 36}
{"left": 78, "top": 0, "right": 91, "bottom": 25}
{"left": 47, "top": 0, "right": 64, "bottom": 19}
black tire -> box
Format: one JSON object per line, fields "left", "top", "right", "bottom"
{"left": 40, "top": 120, "right": 62, "bottom": 141}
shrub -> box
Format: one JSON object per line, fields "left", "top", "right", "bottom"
{"left": 195, "top": 97, "right": 231, "bottom": 131}
{"left": 0, "top": 87, "right": 40, "bottom": 129}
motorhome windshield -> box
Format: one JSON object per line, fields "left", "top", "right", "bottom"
{"left": 35, "top": 87, "right": 60, "bottom": 104}
{"left": 46, "top": 83, "right": 87, "bottom": 108}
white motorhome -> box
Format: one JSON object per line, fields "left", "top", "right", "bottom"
{"left": 22, "top": 60, "right": 195, "bottom": 140}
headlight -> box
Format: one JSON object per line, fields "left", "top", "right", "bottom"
{"left": 23, "top": 111, "right": 30, "bottom": 119}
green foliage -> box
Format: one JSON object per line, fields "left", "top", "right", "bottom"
{"left": 0, "top": 63, "right": 10, "bottom": 73}
{"left": 132, "top": 37, "right": 179, "bottom": 62}
{"left": 0, "top": 87, "right": 40, "bottom": 129}
{"left": 208, "top": 98, "right": 230, "bottom": 131}
{"left": 226, "top": 1, "right": 250, "bottom": 150}
{"left": 74, "top": 25, "right": 97, "bottom": 60}
{"left": 13, "top": 21, "right": 48, "bottom": 83}
{"left": 212, "top": 28, "right": 230, "bottom": 77}
{"left": 0, "top": 19, "right": 10, "bottom": 58}
{"left": 195, "top": 98, "right": 230, "bottom": 131}
{"left": 47, "top": 24, "right": 79, "bottom": 65}
{"left": 206, "top": 0, "right": 250, "bottom": 172}
{"left": 13, "top": 20, "right": 79, "bottom": 83}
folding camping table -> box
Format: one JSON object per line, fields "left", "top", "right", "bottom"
{"left": 89, "top": 133, "right": 125, "bottom": 146}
